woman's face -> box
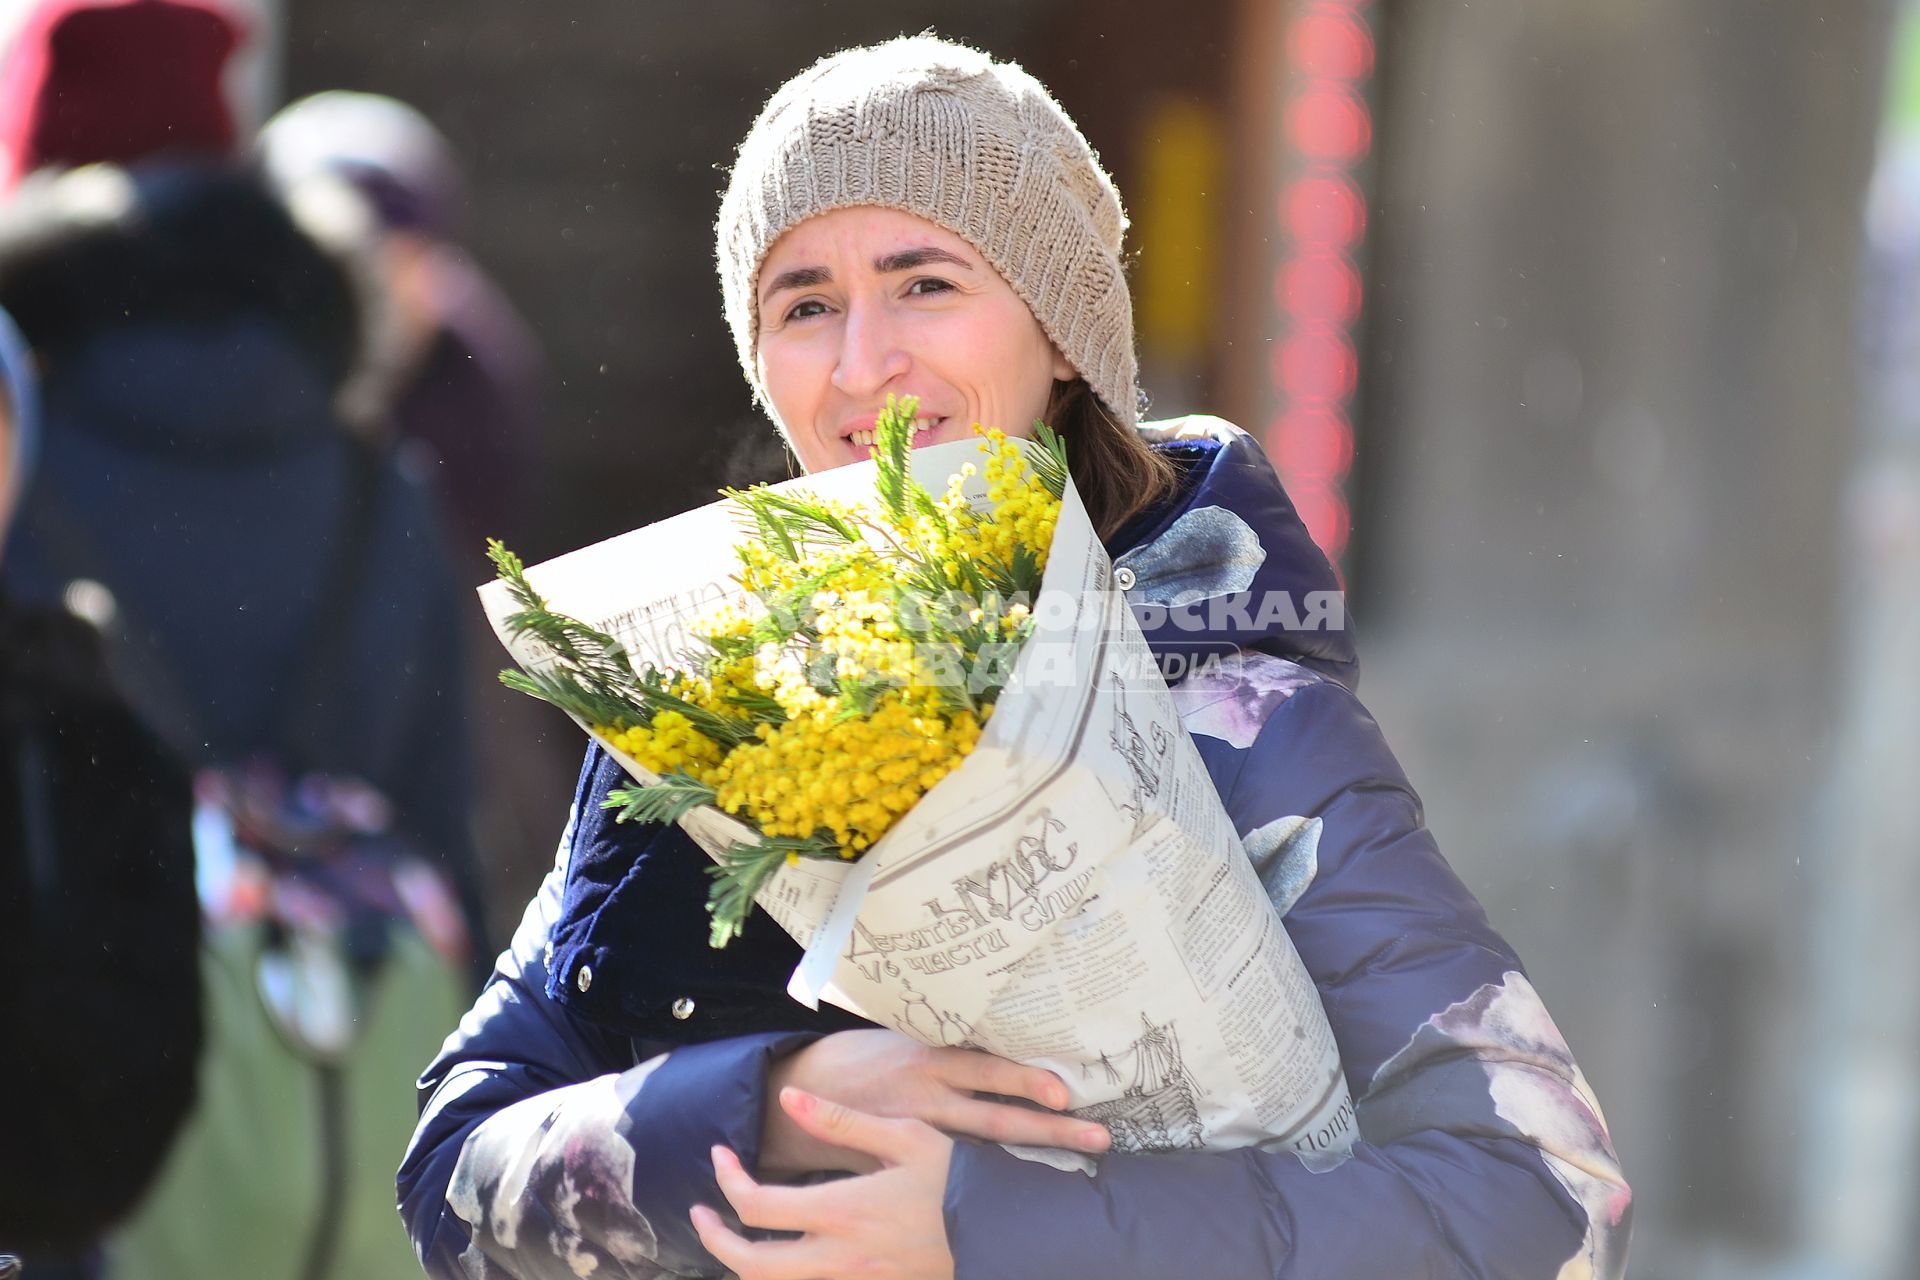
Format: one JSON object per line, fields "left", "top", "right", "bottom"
{"left": 755, "top": 206, "right": 1075, "bottom": 473}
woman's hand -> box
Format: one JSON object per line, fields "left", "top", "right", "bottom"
{"left": 760, "top": 1029, "right": 1107, "bottom": 1175}
{"left": 694, "top": 1087, "right": 955, "bottom": 1280}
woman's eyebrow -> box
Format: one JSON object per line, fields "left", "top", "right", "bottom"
{"left": 761, "top": 248, "right": 975, "bottom": 305}
{"left": 761, "top": 265, "right": 832, "bottom": 303}
{"left": 875, "top": 246, "right": 974, "bottom": 273}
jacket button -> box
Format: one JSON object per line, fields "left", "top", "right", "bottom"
{"left": 1114, "top": 565, "right": 1137, "bottom": 590}
{"left": 671, "top": 996, "right": 696, "bottom": 1020}
{"left": 575, "top": 964, "right": 594, "bottom": 994}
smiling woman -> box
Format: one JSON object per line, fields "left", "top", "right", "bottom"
{"left": 400, "top": 34, "right": 1631, "bottom": 1280}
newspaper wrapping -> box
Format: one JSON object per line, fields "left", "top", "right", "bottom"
{"left": 479, "top": 439, "right": 1355, "bottom": 1165}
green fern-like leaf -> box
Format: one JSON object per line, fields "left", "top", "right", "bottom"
{"left": 500, "top": 666, "right": 637, "bottom": 730}
{"left": 726, "top": 487, "right": 862, "bottom": 550}
{"left": 1029, "top": 421, "right": 1071, "bottom": 500}
{"left": 603, "top": 771, "right": 719, "bottom": 825}
{"left": 833, "top": 673, "right": 895, "bottom": 721}
{"left": 731, "top": 495, "right": 799, "bottom": 562}
{"left": 633, "top": 668, "right": 760, "bottom": 749}
{"left": 716, "top": 684, "right": 788, "bottom": 726}
{"left": 488, "top": 539, "right": 648, "bottom": 721}
{"left": 910, "top": 486, "right": 949, "bottom": 540}
{"left": 873, "top": 394, "right": 919, "bottom": 526}
{"left": 1006, "top": 542, "right": 1046, "bottom": 595}
{"left": 704, "top": 834, "right": 840, "bottom": 947}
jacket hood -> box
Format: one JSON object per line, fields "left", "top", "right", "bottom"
{"left": 258, "top": 90, "right": 465, "bottom": 236}
{"left": 1110, "top": 416, "right": 1358, "bottom": 690}
{"left": 0, "top": 162, "right": 363, "bottom": 399}
{"left": 42, "top": 319, "right": 338, "bottom": 457}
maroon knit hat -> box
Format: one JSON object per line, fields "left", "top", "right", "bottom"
{"left": 0, "top": 0, "right": 244, "bottom": 191}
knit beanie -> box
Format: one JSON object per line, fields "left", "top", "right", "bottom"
{"left": 716, "top": 35, "right": 1140, "bottom": 428}
{"left": 0, "top": 0, "right": 243, "bottom": 192}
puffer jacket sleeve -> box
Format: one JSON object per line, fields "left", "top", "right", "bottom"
{"left": 396, "top": 800, "right": 817, "bottom": 1279}
{"left": 943, "top": 670, "right": 1632, "bottom": 1279}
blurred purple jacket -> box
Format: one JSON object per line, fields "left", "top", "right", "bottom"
{"left": 392, "top": 247, "right": 541, "bottom": 564}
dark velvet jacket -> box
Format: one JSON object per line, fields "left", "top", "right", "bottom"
{"left": 0, "top": 602, "right": 201, "bottom": 1259}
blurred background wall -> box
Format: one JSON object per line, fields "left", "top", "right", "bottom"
{"left": 185, "top": 0, "right": 1913, "bottom": 1273}
{"left": 1355, "top": 4, "right": 1892, "bottom": 1277}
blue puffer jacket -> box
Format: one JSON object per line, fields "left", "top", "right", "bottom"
{"left": 399, "top": 419, "right": 1631, "bottom": 1279}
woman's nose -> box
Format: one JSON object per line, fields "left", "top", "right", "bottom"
{"left": 831, "top": 304, "right": 910, "bottom": 397}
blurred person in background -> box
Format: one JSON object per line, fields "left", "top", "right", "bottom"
{"left": 0, "top": 303, "right": 203, "bottom": 1276}
{"left": 0, "top": 4, "right": 488, "bottom": 1276}
{"left": 399, "top": 36, "right": 1629, "bottom": 1280}
{"left": 0, "top": 161, "right": 485, "bottom": 948}
{"left": 0, "top": 0, "right": 489, "bottom": 952}
{"left": 257, "top": 89, "right": 543, "bottom": 574}
{"left": 257, "top": 89, "right": 578, "bottom": 944}
{"left": 0, "top": 159, "right": 484, "bottom": 1280}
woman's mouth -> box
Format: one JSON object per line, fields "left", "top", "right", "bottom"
{"left": 848, "top": 416, "right": 944, "bottom": 449}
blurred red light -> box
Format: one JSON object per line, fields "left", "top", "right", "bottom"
{"left": 1286, "top": 85, "right": 1372, "bottom": 161}
{"left": 1279, "top": 252, "right": 1362, "bottom": 326}
{"left": 1291, "top": 483, "right": 1353, "bottom": 560}
{"left": 1268, "top": 3, "right": 1374, "bottom": 569}
{"left": 1273, "top": 329, "right": 1358, "bottom": 403}
{"left": 1270, "top": 408, "right": 1356, "bottom": 481}
{"left": 1283, "top": 174, "right": 1366, "bottom": 247}
{"left": 1288, "top": 10, "right": 1375, "bottom": 80}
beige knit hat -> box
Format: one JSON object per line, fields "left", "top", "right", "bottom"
{"left": 716, "top": 35, "right": 1140, "bottom": 428}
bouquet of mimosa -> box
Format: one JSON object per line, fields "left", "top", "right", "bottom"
{"left": 488, "top": 396, "right": 1060, "bottom": 945}
{"left": 480, "top": 396, "right": 1357, "bottom": 1163}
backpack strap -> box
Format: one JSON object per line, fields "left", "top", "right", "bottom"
{"left": 269, "top": 436, "right": 386, "bottom": 771}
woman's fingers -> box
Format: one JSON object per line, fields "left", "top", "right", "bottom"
{"left": 943, "top": 1095, "right": 1110, "bottom": 1152}
{"left": 710, "top": 1145, "right": 829, "bottom": 1233}
{"left": 689, "top": 1203, "right": 832, "bottom": 1280}
{"left": 701, "top": 1113, "right": 958, "bottom": 1280}
{"left": 764, "top": 1031, "right": 1106, "bottom": 1173}
{"left": 780, "top": 1086, "right": 932, "bottom": 1166}
{"left": 921, "top": 1048, "right": 1107, "bottom": 1151}
{"left": 934, "top": 1046, "right": 1072, "bottom": 1110}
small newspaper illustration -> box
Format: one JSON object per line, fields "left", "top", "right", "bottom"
{"left": 479, "top": 438, "right": 1355, "bottom": 1163}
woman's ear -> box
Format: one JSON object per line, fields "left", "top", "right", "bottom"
{"left": 1051, "top": 348, "right": 1077, "bottom": 383}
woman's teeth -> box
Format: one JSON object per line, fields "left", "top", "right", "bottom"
{"left": 849, "top": 418, "right": 939, "bottom": 448}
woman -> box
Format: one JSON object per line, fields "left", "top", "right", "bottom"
{"left": 400, "top": 36, "right": 1631, "bottom": 1280}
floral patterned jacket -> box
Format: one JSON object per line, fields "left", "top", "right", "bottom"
{"left": 398, "top": 418, "right": 1631, "bottom": 1279}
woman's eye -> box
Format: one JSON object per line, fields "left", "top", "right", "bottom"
{"left": 906, "top": 277, "right": 955, "bottom": 297}
{"left": 783, "top": 299, "right": 830, "bottom": 322}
